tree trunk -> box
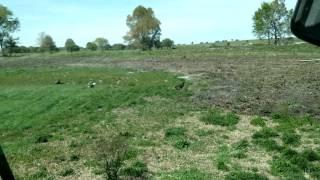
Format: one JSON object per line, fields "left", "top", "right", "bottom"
{"left": 0, "top": 43, "right": 4, "bottom": 57}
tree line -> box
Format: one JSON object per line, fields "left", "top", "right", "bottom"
{"left": 1, "top": 0, "right": 293, "bottom": 56}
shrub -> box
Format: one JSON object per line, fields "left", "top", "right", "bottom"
{"left": 201, "top": 110, "right": 239, "bottom": 127}
{"left": 225, "top": 171, "right": 268, "bottom": 180}
{"left": 250, "top": 117, "right": 266, "bottom": 127}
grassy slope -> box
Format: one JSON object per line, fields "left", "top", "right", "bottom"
{"left": 1, "top": 44, "right": 320, "bottom": 179}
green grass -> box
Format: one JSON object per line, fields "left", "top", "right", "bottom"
{"left": 225, "top": 171, "right": 268, "bottom": 180}
{"left": 250, "top": 117, "right": 266, "bottom": 127}
{"left": 2, "top": 45, "right": 320, "bottom": 179}
{"left": 165, "top": 127, "right": 187, "bottom": 138}
{"left": 201, "top": 110, "right": 240, "bottom": 127}
{"left": 160, "top": 169, "right": 210, "bottom": 180}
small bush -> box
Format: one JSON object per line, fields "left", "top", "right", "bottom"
{"left": 225, "top": 171, "right": 268, "bottom": 180}
{"left": 165, "top": 127, "right": 186, "bottom": 137}
{"left": 201, "top": 110, "right": 239, "bottom": 127}
{"left": 281, "top": 132, "right": 301, "bottom": 145}
{"left": 250, "top": 117, "right": 266, "bottom": 127}
{"left": 121, "top": 161, "right": 148, "bottom": 178}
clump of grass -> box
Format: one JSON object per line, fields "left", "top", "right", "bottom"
{"left": 35, "top": 134, "right": 53, "bottom": 144}
{"left": 303, "top": 149, "right": 320, "bottom": 161}
{"left": 174, "top": 139, "right": 191, "bottom": 150}
{"left": 271, "top": 156, "right": 305, "bottom": 179}
{"left": 70, "top": 154, "right": 80, "bottom": 161}
{"left": 225, "top": 171, "right": 268, "bottom": 180}
{"left": 253, "top": 138, "right": 283, "bottom": 152}
{"left": 232, "top": 139, "right": 249, "bottom": 159}
{"left": 165, "top": 127, "right": 186, "bottom": 138}
{"left": 160, "top": 168, "right": 210, "bottom": 180}
{"left": 252, "top": 128, "right": 282, "bottom": 151}
{"left": 252, "top": 128, "right": 278, "bottom": 139}
{"left": 30, "top": 167, "right": 48, "bottom": 179}
{"left": 216, "top": 146, "right": 231, "bottom": 171}
{"left": 121, "top": 161, "right": 148, "bottom": 178}
{"left": 201, "top": 110, "right": 239, "bottom": 127}
{"left": 281, "top": 148, "right": 309, "bottom": 170}
{"left": 281, "top": 132, "right": 301, "bottom": 146}
{"left": 97, "top": 136, "right": 129, "bottom": 180}
{"left": 59, "top": 168, "right": 75, "bottom": 177}
{"left": 250, "top": 117, "right": 266, "bottom": 127}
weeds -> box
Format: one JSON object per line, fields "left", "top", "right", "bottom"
{"left": 225, "top": 171, "right": 268, "bottom": 180}
{"left": 281, "top": 131, "right": 301, "bottom": 145}
{"left": 216, "top": 146, "right": 231, "bottom": 171}
{"left": 174, "top": 139, "right": 191, "bottom": 150}
{"left": 250, "top": 117, "right": 266, "bottom": 127}
{"left": 201, "top": 110, "right": 239, "bottom": 127}
{"left": 97, "top": 136, "right": 128, "bottom": 180}
{"left": 165, "top": 127, "right": 186, "bottom": 138}
{"left": 121, "top": 161, "right": 148, "bottom": 178}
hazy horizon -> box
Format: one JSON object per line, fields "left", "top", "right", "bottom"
{"left": 2, "top": 0, "right": 297, "bottom": 47}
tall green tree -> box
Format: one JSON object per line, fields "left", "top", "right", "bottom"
{"left": 124, "top": 6, "right": 161, "bottom": 50}
{"left": 3, "top": 36, "right": 18, "bottom": 56}
{"left": 253, "top": 0, "right": 292, "bottom": 45}
{"left": 94, "top": 37, "right": 109, "bottom": 50}
{"left": 39, "top": 34, "right": 57, "bottom": 52}
{"left": 0, "top": 4, "right": 19, "bottom": 56}
{"left": 86, "top": 42, "right": 98, "bottom": 51}
{"left": 161, "top": 38, "right": 174, "bottom": 49}
{"left": 65, "top": 38, "right": 80, "bottom": 52}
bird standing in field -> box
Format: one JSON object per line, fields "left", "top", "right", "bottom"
{"left": 88, "top": 80, "right": 97, "bottom": 88}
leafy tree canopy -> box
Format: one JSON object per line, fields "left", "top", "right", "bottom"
{"left": 124, "top": 6, "right": 161, "bottom": 50}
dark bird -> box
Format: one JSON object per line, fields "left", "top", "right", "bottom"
{"left": 175, "top": 81, "right": 185, "bottom": 90}
{"left": 55, "top": 80, "right": 64, "bottom": 85}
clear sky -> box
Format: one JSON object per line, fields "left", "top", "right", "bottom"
{"left": 1, "top": 0, "right": 297, "bottom": 47}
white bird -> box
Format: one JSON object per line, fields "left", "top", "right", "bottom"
{"left": 88, "top": 81, "right": 96, "bottom": 88}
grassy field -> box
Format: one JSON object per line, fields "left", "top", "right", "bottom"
{"left": 1, "top": 44, "right": 320, "bottom": 179}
